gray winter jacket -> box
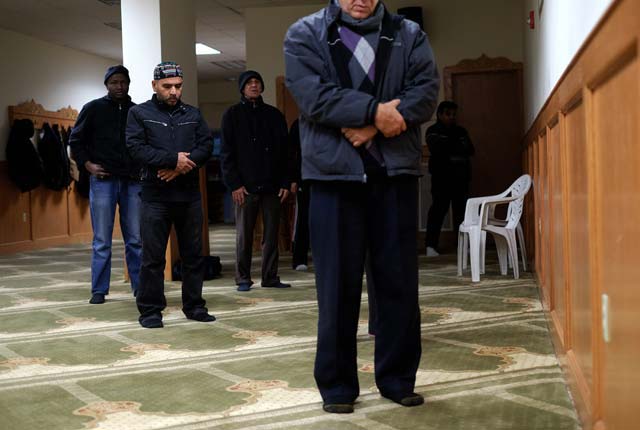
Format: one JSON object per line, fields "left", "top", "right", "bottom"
{"left": 284, "top": 2, "right": 439, "bottom": 182}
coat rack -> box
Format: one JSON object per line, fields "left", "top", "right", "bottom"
{"left": 8, "top": 99, "right": 77, "bottom": 129}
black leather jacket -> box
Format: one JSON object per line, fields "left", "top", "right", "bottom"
{"left": 126, "top": 95, "right": 212, "bottom": 202}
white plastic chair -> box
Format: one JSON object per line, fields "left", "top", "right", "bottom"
{"left": 457, "top": 175, "right": 532, "bottom": 282}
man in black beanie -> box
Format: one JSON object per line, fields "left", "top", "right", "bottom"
{"left": 69, "top": 64, "right": 142, "bottom": 305}
{"left": 220, "top": 70, "right": 292, "bottom": 292}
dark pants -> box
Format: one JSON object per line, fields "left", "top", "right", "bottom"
{"left": 235, "top": 193, "right": 281, "bottom": 286}
{"left": 310, "top": 176, "right": 422, "bottom": 404}
{"left": 292, "top": 181, "right": 310, "bottom": 268}
{"left": 425, "top": 175, "right": 469, "bottom": 249}
{"left": 137, "top": 199, "right": 207, "bottom": 320}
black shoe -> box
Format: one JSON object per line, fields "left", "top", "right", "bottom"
{"left": 322, "top": 403, "right": 354, "bottom": 414}
{"left": 186, "top": 311, "right": 216, "bottom": 323}
{"left": 381, "top": 392, "right": 424, "bottom": 407}
{"left": 262, "top": 282, "right": 291, "bottom": 289}
{"left": 89, "top": 293, "right": 105, "bottom": 304}
{"left": 139, "top": 314, "right": 163, "bottom": 329}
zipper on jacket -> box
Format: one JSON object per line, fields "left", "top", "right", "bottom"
{"left": 143, "top": 119, "right": 168, "bottom": 126}
{"left": 118, "top": 103, "right": 122, "bottom": 141}
{"left": 178, "top": 121, "right": 198, "bottom": 126}
{"left": 363, "top": 173, "right": 367, "bottom": 183}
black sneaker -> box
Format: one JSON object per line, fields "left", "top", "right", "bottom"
{"left": 186, "top": 311, "right": 216, "bottom": 323}
{"left": 381, "top": 391, "right": 424, "bottom": 407}
{"left": 322, "top": 403, "right": 354, "bottom": 414}
{"left": 139, "top": 314, "right": 163, "bottom": 329}
{"left": 89, "top": 293, "right": 105, "bottom": 304}
{"left": 262, "top": 282, "right": 291, "bottom": 289}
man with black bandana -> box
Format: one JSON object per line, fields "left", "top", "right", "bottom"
{"left": 126, "top": 61, "right": 215, "bottom": 329}
{"left": 285, "top": 0, "right": 439, "bottom": 413}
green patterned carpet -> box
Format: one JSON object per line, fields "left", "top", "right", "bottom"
{"left": 0, "top": 226, "right": 580, "bottom": 430}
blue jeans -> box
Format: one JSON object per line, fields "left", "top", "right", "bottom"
{"left": 89, "top": 176, "right": 142, "bottom": 295}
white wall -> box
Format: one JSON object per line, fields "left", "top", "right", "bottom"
{"left": 523, "top": 0, "right": 614, "bottom": 128}
{"left": 245, "top": 1, "right": 524, "bottom": 108}
{"left": 0, "top": 27, "right": 115, "bottom": 160}
{"left": 245, "top": 4, "right": 324, "bottom": 105}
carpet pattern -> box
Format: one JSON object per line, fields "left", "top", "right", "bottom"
{"left": 0, "top": 226, "right": 580, "bottom": 429}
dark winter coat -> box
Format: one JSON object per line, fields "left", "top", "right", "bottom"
{"left": 426, "top": 121, "right": 475, "bottom": 182}
{"left": 69, "top": 95, "right": 138, "bottom": 178}
{"left": 5, "top": 119, "right": 43, "bottom": 192}
{"left": 284, "top": 1, "right": 439, "bottom": 182}
{"left": 126, "top": 95, "right": 213, "bottom": 202}
{"left": 220, "top": 96, "right": 290, "bottom": 194}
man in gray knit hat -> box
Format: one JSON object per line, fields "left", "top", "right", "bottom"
{"left": 126, "top": 61, "right": 215, "bottom": 328}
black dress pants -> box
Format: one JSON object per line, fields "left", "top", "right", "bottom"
{"left": 310, "top": 176, "right": 422, "bottom": 404}
{"left": 425, "top": 174, "right": 469, "bottom": 249}
{"left": 292, "top": 181, "right": 310, "bottom": 268}
{"left": 137, "top": 199, "right": 207, "bottom": 319}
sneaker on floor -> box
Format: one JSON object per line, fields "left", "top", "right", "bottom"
{"left": 186, "top": 310, "right": 216, "bottom": 322}
{"left": 237, "top": 283, "right": 251, "bottom": 292}
{"left": 381, "top": 391, "right": 424, "bottom": 407}
{"left": 426, "top": 247, "right": 440, "bottom": 257}
{"left": 294, "top": 264, "right": 308, "bottom": 271}
{"left": 262, "top": 282, "right": 291, "bottom": 289}
{"left": 139, "top": 314, "right": 163, "bottom": 329}
{"left": 322, "top": 403, "right": 354, "bottom": 414}
{"left": 89, "top": 293, "right": 105, "bottom": 304}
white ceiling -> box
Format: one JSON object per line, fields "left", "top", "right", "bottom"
{"left": 0, "top": 0, "right": 324, "bottom": 81}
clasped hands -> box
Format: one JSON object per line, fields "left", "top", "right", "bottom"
{"left": 341, "top": 99, "right": 406, "bottom": 147}
{"left": 157, "top": 152, "right": 196, "bottom": 182}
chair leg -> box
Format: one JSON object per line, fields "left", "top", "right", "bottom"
{"left": 457, "top": 232, "right": 464, "bottom": 276}
{"left": 469, "top": 228, "right": 481, "bottom": 283}
{"left": 517, "top": 223, "right": 527, "bottom": 271}
{"left": 480, "top": 230, "right": 487, "bottom": 275}
{"left": 507, "top": 232, "right": 520, "bottom": 279}
{"left": 462, "top": 233, "right": 469, "bottom": 270}
{"left": 494, "top": 235, "right": 509, "bottom": 275}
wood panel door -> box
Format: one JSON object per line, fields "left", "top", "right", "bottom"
{"left": 444, "top": 55, "right": 523, "bottom": 198}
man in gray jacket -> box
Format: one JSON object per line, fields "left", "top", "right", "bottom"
{"left": 284, "top": 0, "right": 439, "bottom": 413}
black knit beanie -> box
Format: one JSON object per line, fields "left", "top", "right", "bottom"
{"left": 238, "top": 70, "right": 264, "bottom": 94}
{"left": 104, "top": 65, "right": 130, "bottom": 85}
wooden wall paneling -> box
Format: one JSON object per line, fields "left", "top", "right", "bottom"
{"left": 548, "top": 116, "right": 567, "bottom": 345}
{"left": 533, "top": 138, "right": 541, "bottom": 283}
{"left": 29, "top": 188, "right": 69, "bottom": 241}
{"left": 522, "top": 2, "right": 639, "bottom": 428}
{"left": 563, "top": 95, "right": 594, "bottom": 412}
{"left": 523, "top": 145, "right": 535, "bottom": 267}
{"left": 589, "top": 43, "right": 639, "bottom": 430}
{"left": 67, "top": 184, "right": 92, "bottom": 238}
{"left": 538, "top": 131, "right": 552, "bottom": 308}
{"left": 0, "top": 163, "right": 32, "bottom": 245}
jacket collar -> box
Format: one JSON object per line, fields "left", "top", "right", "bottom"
{"left": 103, "top": 94, "right": 132, "bottom": 105}
{"left": 241, "top": 95, "right": 264, "bottom": 108}
{"left": 151, "top": 94, "right": 184, "bottom": 112}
